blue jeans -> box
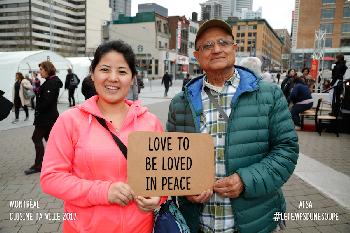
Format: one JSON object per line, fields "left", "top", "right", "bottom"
{"left": 290, "top": 103, "right": 313, "bottom": 126}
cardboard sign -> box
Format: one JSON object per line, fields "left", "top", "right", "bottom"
{"left": 127, "top": 132, "right": 215, "bottom": 196}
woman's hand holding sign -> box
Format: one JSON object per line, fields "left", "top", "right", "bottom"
{"left": 135, "top": 196, "right": 161, "bottom": 212}
{"left": 213, "top": 173, "right": 244, "bottom": 198}
{"left": 108, "top": 182, "right": 135, "bottom": 206}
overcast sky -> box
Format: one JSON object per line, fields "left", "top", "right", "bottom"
{"left": 131, "top": 0, "right": 295, "bottom": 33}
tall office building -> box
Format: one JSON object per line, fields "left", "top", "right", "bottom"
{"left": 138, "top": 3, "right": 168, "bottom": 17}
{"left": 235, "top": 0, "right": 253, "bottom": 13}
{"left": 200, "top": 0, "right": 223, "bottom": 20}
{"left": 200, "top": 0, "right": 234, "bottom": 20}
{"left": 110, "top": 0, "right": 131, "bottom": 21}
{"left": 0, "top": 0, "right": 86, "bottom": 56}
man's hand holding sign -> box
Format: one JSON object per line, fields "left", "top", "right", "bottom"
{"left": 127, "top": 132, "right": 215, "bottom": 197}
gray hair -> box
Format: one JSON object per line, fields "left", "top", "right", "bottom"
{"left": 239, "top": 57, "right": 262, "bottom": 76}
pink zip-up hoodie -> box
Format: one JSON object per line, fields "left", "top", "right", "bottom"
{"left": 41, "top": 96, "right": 165, "bottom": 233}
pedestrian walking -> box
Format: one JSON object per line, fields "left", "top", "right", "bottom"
{"left": 81, "top": 74, "right": 96, "bottom": 100}
{"left": 64, "top": 68, "right": 80, "bottom": 107}
{"left": 11, "top": 72, "right": 31, "bottom": 124}
{"left": 40, "top": 40, "right": 166, "bottom": 233}
{"left": 161, "top": 71, "right": 172, "bottom": 97}
{"left": 166, "top": 19, "right": 298, "bottom": 233}
{"left": 276, "top": 72, "right": 281, "bottom": 84}
{"left": 24, "top": 61, "right": 63, "bottom": 175}
{"left": 182, "top": 73, "right": 191, "bottom": 91}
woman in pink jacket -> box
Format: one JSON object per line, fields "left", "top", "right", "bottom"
{"left": 41, "top": 40, "right": 165, "bottom": 233}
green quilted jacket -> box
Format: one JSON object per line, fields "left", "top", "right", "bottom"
{"left": 166, "top": 66, "right": 299, "bottom": 233}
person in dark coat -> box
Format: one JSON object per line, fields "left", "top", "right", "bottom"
{"left": 281, "top": 68, "right": 297, "bottom": 103}
{"left": 289, "top": 76, "right": 313, "bottom": 128}
{"left": 182, "top": 73, "right": 191, "bottom": 91}
{"left": 330, "top": 54, "right": 348, "bottom": 116}
{"left": 0, "top": 90, "right": 13, "bottom": 121}
{"left": 161, "top": 71, "right": 172, "bottom": 97}
{"left": 25, "top": 61, "right": 63, "bottom": 175}
{"left": 65, "top": 68, "right": 80, "bottom": 107}
{"left": 81, "top": 75, "right": 96, "bottom": 100}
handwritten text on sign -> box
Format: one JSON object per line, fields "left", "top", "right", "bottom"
{"left": 127, "top": 132, "right": 214, "bottom": 196}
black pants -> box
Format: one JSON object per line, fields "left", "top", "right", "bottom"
{"left": 31, "top": 126, "right": 52, "bottom": 169}
{"left": 290, "top": 103, "right": 313, "bottom": 126}
{"left": 332, "top": 84, "right": 343, "bottom": 116}
{"left": 68, "top": 88, "right": 76, "bottom": 106}
{"left": 164, "top": 85, "right": 170, "bottom": 97}
{"left": 14, "top": 98, "right": 28, "bottom": 119}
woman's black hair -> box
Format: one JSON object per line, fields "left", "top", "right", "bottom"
{"left": 301, "top": 67, "right": 310, "bottom": 73}
{"left": 90, "top": 40, "right": 137, "bottom": 77}
{"left": 287, "top": 68, "right": 295, "bottom": 76}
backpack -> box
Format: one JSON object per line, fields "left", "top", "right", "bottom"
{"left": 70, "top": 74, "right": 80, "bottom": 88}
{"left": 153, "top": 200, "right": 190, "bottom": 233}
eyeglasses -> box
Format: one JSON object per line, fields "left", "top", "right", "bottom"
{"left": 196, "top": 38, "right": 235, "bottom": 52}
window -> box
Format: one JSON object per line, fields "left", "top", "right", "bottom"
{"left": 322, "top": 0, "right": 335, "bottom": 3}
{"left": 159, "top": 41, "right": 162, "bottom": 48}
{"left": 320, "top": 23, "right": 333, "bottom": 33}
{"left": 325, "top": 38, "right": 332, "bottom": 47}
{"left": 340, "top": 38, "right": 350, "bottom": 47}
{"left": 342, "top": 23, "right": 350, "bottom": 33}
{"left": 344, "top": 7, "right": 350, "bottom": 17}
{"left": 321, "top": 8, "right": 335, "bottom": 19}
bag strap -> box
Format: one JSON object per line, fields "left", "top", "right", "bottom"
{"left": 204, "top": 86, "right": 229, "bottom": 122}
{"left": 94, "top": 116, "right": 127, "bottom": 159}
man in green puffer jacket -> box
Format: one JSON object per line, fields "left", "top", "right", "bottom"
{"left": 166, "top": 19, "right": 299, "bottom": 233}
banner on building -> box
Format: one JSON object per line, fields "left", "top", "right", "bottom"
{"left": 310, "top": 59, "right": 319, "bottom": 80}
{"left": 177, "top": 21, "right": 181, "bottom": 51}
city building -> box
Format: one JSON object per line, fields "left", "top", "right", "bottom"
{"left": 168, "top": 16, "right": 190, "bottom": 78}
{"left": 0, "top": 0, "right": 110, "bottom": 56}
{"left": 138, "top": 3, "right": 168, "bottom": 17}
{"left": 86, "top": 1, "right": 112, "bottom": 56}
{"left": 230, "top": 18, "right": 284, "bottom": 71}
{"left": 200, "top": 0, "right": 223, "bottom": 20}
{"left": 235, "top": 0, "right": 253, "bottom": 13}
{"left": 275, "top": 29, "right": 292, "bottom": 71}
{"left": 0, "top": 0, "right": 86, "bottom": 56}
{"left": 110, "top": 0, "right": 131, "bottom": 21}
{"left": 105, "top": 12, "right": 172, "bottom": 79}
{"left": 291, "top": 0, "right": 350, "bottom": 70}
{"left": 188, "top": 20, "right": 200, "bottom": 75}
{"left": 241, "top": 7, "right": 262, "bottom": 20}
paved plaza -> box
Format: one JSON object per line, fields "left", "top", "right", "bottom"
{"left": 1, "top": 79, "right": 350, "bottom": 233}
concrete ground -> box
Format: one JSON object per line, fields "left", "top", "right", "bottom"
{"left": 1, "top": 79, "right": 349, "bottom": 233}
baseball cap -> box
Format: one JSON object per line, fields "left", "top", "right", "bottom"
{"left": 195, "top": 19, "right": 234, "bottom": 49}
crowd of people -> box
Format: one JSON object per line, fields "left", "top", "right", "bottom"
{"left": 0, "top": 18, "right": 348, "bottom": 233}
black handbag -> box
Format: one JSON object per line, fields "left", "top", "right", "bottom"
{"left": 0, "top": 92, "right": 13, "bottom": 121}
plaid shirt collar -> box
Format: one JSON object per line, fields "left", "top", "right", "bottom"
{"left": 203, "top": 68, "right": 239, "bottom": 94}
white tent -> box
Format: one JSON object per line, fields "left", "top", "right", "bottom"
{"left": 0, "top": 51, "right": 72, "bottom": 102}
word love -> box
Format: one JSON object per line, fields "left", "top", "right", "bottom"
{"left": 148, "top": 136, "right": 189, "bottom": 151}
